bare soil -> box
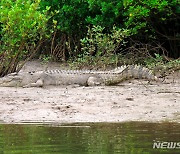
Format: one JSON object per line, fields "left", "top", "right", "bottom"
{"left": 0, "top": 60, "right": 179, "bottom": 124}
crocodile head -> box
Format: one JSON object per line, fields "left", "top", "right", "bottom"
{"left": 0, "top": 72, "right": 24, "bottom": 87}
{"left": 0, "top": 71, "right": 44, "bottom": 87}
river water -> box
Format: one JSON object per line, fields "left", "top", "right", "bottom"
{"left": 0, "top": 122, "right": 179, "bottom": 154}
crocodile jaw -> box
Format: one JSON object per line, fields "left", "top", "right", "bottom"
{"left": 0, "top": 74, "right": 22, "bottom": 87}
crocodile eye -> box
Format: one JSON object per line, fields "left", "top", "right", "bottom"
{"left": 28, "top": 71, "right": 35, "bottom": 75}
{"left": 29, "top": 71, "right": 35, "bottom": 74}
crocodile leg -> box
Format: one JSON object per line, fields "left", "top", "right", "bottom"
{"left": 87, "top": 76, "right": 104, "bottom": 86}
{"left": 23, "top": 79, "right": 43, "bottom": 88}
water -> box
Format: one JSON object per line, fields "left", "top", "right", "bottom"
{"left": 0, "top": 122, "right": 179, "bottom": 154}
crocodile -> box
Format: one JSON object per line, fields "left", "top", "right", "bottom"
{"left": 0, "top": 65, "right": 157, "bottom": 87}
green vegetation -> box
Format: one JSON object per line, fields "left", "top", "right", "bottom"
{"left": 68, "top": 25, "right": 129, "bottom": 69}
{"left": 0, "top": 0, "right": 50, "bottom": 76}
{"left": 0, "top": 0, "right": 179, "bottom": 76}
{"left": 145, "top": 54, "right": 180, "bottom": 75}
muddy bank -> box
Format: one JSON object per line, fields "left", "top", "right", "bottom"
{"left": 0, "top": 61, "right": 179, "bottom": 123}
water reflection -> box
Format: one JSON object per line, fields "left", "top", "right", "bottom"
{"left": 0, "top": 122, "right": 179, "bottom": 153}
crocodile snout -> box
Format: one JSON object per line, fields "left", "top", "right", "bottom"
{"left": 0, "top": 75, "right": 22, "bottom": 87}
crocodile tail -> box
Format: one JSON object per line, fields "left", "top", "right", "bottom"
{"left": 121, "top": 65, "right": 158, "bottom": 81}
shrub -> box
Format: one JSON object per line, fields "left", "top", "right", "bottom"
{"left": 80, "top": 25, "right": 129, "bottom": 57}
{"left": 69, "top": 25, "right": 129, "bottom": 68}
